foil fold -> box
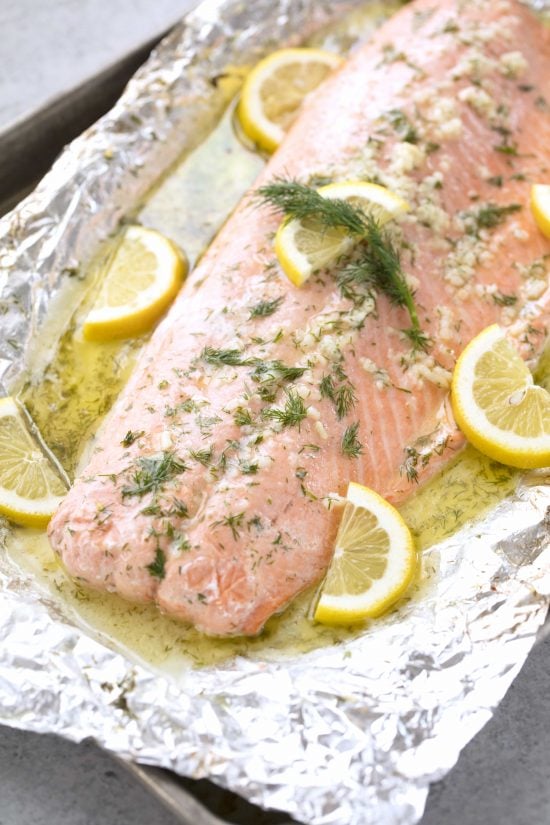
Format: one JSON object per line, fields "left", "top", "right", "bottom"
{"left": 0, "top": 1, "right": 549, "bottom": 824}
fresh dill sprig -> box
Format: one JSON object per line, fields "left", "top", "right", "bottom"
{"left": 258, "top": 178, "right": 428, "bottom": 351}
{"left": 262, "top": 390, "right": 308, "bottom": 430}
{"left": 340, "top": 214, "right": 430, "bottom": 352}
{"left": 249, "top": 296, "right": 284, "bottom": 319}
{"left": 341, "top": 422, "right": 363, "bottom": 458}
{"left": 122, "top": 451, "right": 187, "bottom": 498}
{"left": 257, "top": 179, "right": 367, "bottom": 236}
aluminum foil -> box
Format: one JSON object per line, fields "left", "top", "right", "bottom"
{"left": 0, "top": 1, "right": 549, "bottom": 824}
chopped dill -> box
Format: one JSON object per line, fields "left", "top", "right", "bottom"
{"left": 172, "top": 533, "right": 191, "bottom": 552}
{"left": 319, "top": 371, "right": 356, "bottom": 419}
{"left": 121, "top": 429, "right": 145, "bottom": 447}
{"left": 384, "top": 108, "right": 419, "bottom": 144}
{"left": 240, "top": 460, "right": 259, "bottom": 475}
{"left": 169, "top": 498, "right": 189, "bottom": 518}
{"left": 233, "top": 406, "right": 253, "bottom": 427}
{"left": 492, "top": 291, "right": 518, "bottom": 307}
{"left": 335, "top": 384, "right": 357, "bottom": 419}
{"left": 201, "top": 346, "right": 254, "bottom": 367}
{"left": 400, "top": 446, "right": 420, "bottom": 483}
{"left": 341, "top": 422, "right": 363, "bottom": 458}
{"left": 340, "top": 215, "right": 430, "bottom": 351}
{"left": 146, "top": 547, "right": 166, "bottom": 579}
{"left": 249, "top": 296, "right": 284, "bottom": 319}
{"left": 319, "top": 374, "right": 336, "bottom": 401}
{"left": 189, "top": 446, "right": 214, "bottom": 466}
{"left": 262, "top": 390, "right": 308, "bottom": 430}
{"left": 196, "top": 413, "right": 222, "bottom": 437}
{"left": 214, "top": 511, "right": 245, "bottom": 540}
{"left": 122, "top": 451, "right": 187, "bottom": 498}
{"left": 140, "top": 503, "right": 162, "bottom": 516}
{"left": 470, "top": 202, "right": 522, "bottom": 231}
{"left": 250, "top": 360, "right": 307, "bottom": 401}
{"left": 493, "top": 142, "right": 519, "bottom": 156}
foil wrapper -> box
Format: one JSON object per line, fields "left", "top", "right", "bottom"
{"left": 0, "top": 1, "right": 549, "bottom": 824}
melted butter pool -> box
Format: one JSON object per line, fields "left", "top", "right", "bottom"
{"left": 6, "top": 444, "right": 518, "bottom": 673}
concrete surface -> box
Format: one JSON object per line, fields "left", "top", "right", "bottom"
{"left": 0, "top": 0, "right": 191, "bottom": 128}
{"left": 0, "top": 1, "right": 549, "bottom": 824}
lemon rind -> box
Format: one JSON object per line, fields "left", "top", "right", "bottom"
{"left": 451, "top": 325, "right": 550, "bottom": 469}
{"left": 531, "top": 183, "right": 550, "bottom": 239}
{"left": 238, "top": 47, "right": 343, "bottom": 153}
{"left": 274, "top": 182, "right": 410, "bottom": 287}
{"left": 83, "top": 227, "right": 185, "bottom": 342}
{"left": 0, "top": 397, "right": 66, "bottom": 526}
{"left": 314, "top": 482, "right": 416, "bottom": 624}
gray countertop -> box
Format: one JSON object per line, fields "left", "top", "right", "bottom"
{"left": 0, "top": 1, "right": 548, "bottom": 823}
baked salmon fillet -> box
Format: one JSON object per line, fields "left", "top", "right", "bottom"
{"left": 48, "top": 0, "right": 550, "bottom": 636}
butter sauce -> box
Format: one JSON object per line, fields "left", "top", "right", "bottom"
{"left": 5, "top": 0, "right": 520, "bottom": 672}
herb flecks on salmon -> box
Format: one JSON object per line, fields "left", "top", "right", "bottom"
{"left": 48, "top": 0, "right": 550, "bottom": 637}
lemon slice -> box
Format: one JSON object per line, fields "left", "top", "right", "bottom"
{"left": 0, "top": 398, "right": 66, "bottom": 527}
{"left": 451, "top": 324, "right": 550, "bottom": 469}
{"left": 314, "top": 482, "right": 416, "bottom": 625}
{"left": 237, "top": 47, "right": 342, "bottom": 153}
{"left": 83, "top": 226, "right": 186, "bottom": 341}
{"left": 530, "top": 183, "right": 550, "bottom": 238}
{"left": 274, "top": 181, "right": 410, "bottom": 286}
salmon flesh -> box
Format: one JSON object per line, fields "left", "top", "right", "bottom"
{"left": 48, "top": 0, "right": 550, "bottom": 636}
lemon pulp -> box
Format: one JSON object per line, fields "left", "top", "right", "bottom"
{"left": 237, "top": 48, "right": 342, "bottom": 153}
{"left": 314, "top": 482, "right": 416, "bottom": 625}
{"left": 0, "top": 398, "right": 66, "bottom": 527}
{"left": 452, "top": 325, "right": 550, "bottom": 469}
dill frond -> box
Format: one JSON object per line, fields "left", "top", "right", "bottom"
{"left": 146, "top": 547, "right": 166, "bottom": 579}
{"left": 262, "top": 390, "right": 308, "bottom": 430}
{"left": 251, "top": 360, "right": 307, "bottom": 402}
{"left": 239, "top": 461, "right": 259, "bottom": 475}
{"left": 233, "top": 407, "right": 253, "bottom": 427}
{"left": 189, "top": 446, "right": 214, "bottom": 466}
{"left": 122, "top": 451, "right": 187, "bottom": 498}
{"left": 249, "top": 296, "right": 284, "bottom": 318}
{"left": 470, "top": 202, "right": 522, "bottom": 231}
{"left": 201, "top": 346, "right": 255, "bottom": 367}
{"left": 213, "top": 511, "right": 245, "bottom": 540}
{"left": 335, "top": 384, "right": 357, "bottom": 419}
{"left": 341, "top": 422, "right": 363, "bottom": 458}
{"left": 257, "top": 178, "right": 367, "bottom": 236}
{"left": 340, "top": 215, "right": 428, "bottom": 350}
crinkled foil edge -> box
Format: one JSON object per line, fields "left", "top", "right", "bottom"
{"left": 0, "top": 2, "right": 549, "bottom": 825}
